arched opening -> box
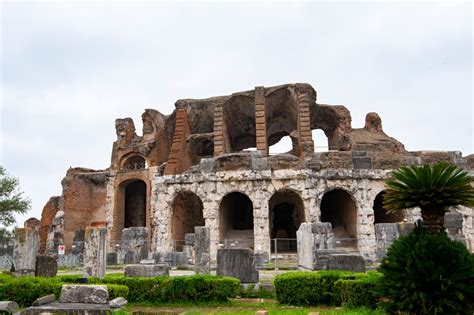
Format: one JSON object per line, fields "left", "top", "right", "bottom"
{"left": 373, "top": 191, "right": 404, "bottom": 224}
{"left": 223, "top": 96, "right": 256, "bottom": 152}
{"left": 269, "top": 135, "right": 293, "bottom": 155}
{"left": 172, "top": 191, "right": 204, "bottom": 251}
{"left": 320, "top": 189, "right": 357, "bottom": 248}
{"left": 124, "top": 180, "right": 147, "bottom": 228}
{"left": 266, "top": 89, "right": 299, "bottom": 156}
{"left": 122, "top": 155, "right": 147, "bottom": 171}
{"left": 312, "top": 129, "right": 329, "bottom": 152}
{"left": 269, "top": 190, "right": 305, "bottom": 252}
{"left": 219, "top": 192, "right": 254, "bottom": 248}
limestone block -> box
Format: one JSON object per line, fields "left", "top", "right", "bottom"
{"left": 195, "top": 226, "right": 210, "bottom": 274}
{"left": 0, "top": 301, "right": 19, "bottom": 313}
{"left": 327, "top": 254, "right": 366, "bottom": 272}
{"left": 119, "top": 227, "right": 148, "bottom": 264}
{"left": 32, "top": 294, "right": 56, "bottom": 306}
{"left": 107, "top": 252, "right": 117, "bottom": 265}
{"left": 297, "top": 223, "right": 314, "bottom": 270}
{"left": 216, "top": 248, "right": 258, "bottom": 283}
{"left": 110, "top": 297, "right": 128, "bottom": 308}
{"left": 13, "top": 227, "right": 39, "bottom": 272}
{"left": 83, "top": 227, "right": 106, "bottom": 278}
{"left": 35, "top": 255, "right": 58, "bottom": 277}
{"left": 60, "top": 285, "right": 109, "bottom": 304}
{"left": 124, "top": 264, "right": 170, "bottom": 277}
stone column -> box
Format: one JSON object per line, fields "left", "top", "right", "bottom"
{"left": 255, "top": 86, "right": 268, "bottom": 155}
{"left": 297, "top": 93, "right": 314, "bottom": 156}
{"left": 296, "top": 223, "right": 313, "bottom": 270}
{"left": 13, "top": 227, "right": 39, "bottom": 274}
{"left": 83, "top": 227, "right": 106, "bottom": 278}
{"left": 194, "top": 226, "right": 210, "bottom": 274}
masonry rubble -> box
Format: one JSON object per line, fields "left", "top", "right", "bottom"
{"left": 26, "top": 83, "right": 472, "bottom": 268}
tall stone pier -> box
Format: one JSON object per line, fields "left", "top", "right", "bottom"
{"left": 83, "top": 227, "right": 106, "bottom": 278}
{"left": 194, "top": 226, "right": 210, "bottom": 274}
{"left": 13, "top": 227, "right": 39, "bottom": 274}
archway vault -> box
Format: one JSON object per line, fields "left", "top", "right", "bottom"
{"left": 269, "top": 189, "right": 305, "bottom": 252}
{"left": 320, "top": 188, "right": 358, "bottom": 249}
{"left": 171, "top": 191, "right": 205, "bottom": 251}
{"left": 219, "top": 192, "right": 254, "bottom": 248}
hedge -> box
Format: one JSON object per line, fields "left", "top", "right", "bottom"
{"left": 91, "top": 274, "right": 240, "bottom": 303}
{"left": 274, "top": 270, "right": 380, "bottom": 307}
{"left": 0, "top": 276, "right": 63, "bottom": 306}
{"left": 334, "top": 271, "right": 381, "bottom": 308}
{"left": 0, "top": 274, "right": 239, "bottom": 307}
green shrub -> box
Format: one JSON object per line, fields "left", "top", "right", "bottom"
{"left": 89, "top": 275, "right": 162, "bottom": 302}
{"left": 154, "top": 275, "right": 240, "bottom": 302}
{"left": 0, "top": 276, "right": 63, "bottom": 306}
{"left": 91, "top": 274, "right": 239, "bottom": 303}
{"left": 274, "top": 270, "right": 359, "bottom": 306}
{"left": 377, "top": 223, "right": 474, "bottom": 314}
{"left": 107, "top": 284, "right": 129, "bottom": 300}
{"left": 335, "top": 272, "right": 381, "bottom": 309}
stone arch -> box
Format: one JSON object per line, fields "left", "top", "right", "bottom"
{"left": 219, "top": 191, "right": 254, "bottom": 246}
{"left": 269, "top": 189, "right": 305, "bottom": 252}
{"left": 171, "top": 191, "right": 205, "bottom": 251}
{"left": 266, "top": 88, "right": 299, "bottom": 156}
{"left": 320, "top": 188, "right": 357, "bottom": 248}
{"left": 223, "top": 96, "right": 256, "bottom": 152}
{"left": 117, "top": 179, "right": 147, "bottom": 229}
{"left": 373, "top": 190, "right": 404, "bottom": 224}
{"left": 121, "top": 154, "right": 147, "bottom": 171}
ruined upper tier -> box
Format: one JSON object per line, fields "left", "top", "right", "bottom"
{"left": 110, "top": 83, "right": 429, "bottom": 175}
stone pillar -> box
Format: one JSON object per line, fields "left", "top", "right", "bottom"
{"left": 194, "top": 226, "right": 210, "bottom": 274}
{"left": 13, "top": 227, "right": 39, "bottom": 274}
{"left": 216, "top": 248, "right": 258, "bottom": 283}
{"left": 213, "top": 100, "right": 227, "bottom": 157}
{"left": 297, "top": 223, "right": 334, "bottom": 271}
{"left": 83, "top": 227, "right": 106, "bottom": 278}
{"left": 375, "top": 223, "right": 399, "bottom": 260}
{"left": 297, "top": 93, "right": 314, "bottom": 156}
{"left": 118, "top": 227, "right": 148, "bottom": 264}
{"left": 255, "top": 86, "right": 268, "bottom": 155}
{"left": 297, "top": 223, "right": 313, "bottom": 270}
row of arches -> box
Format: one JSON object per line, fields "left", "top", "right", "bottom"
{"left": 119, "top": 180, "right": 403, "bottom": 252}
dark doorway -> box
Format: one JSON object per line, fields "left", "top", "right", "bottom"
{"left": 219, "top": 192, "right": 254, "bottom": 247}
{"left": 373, "top": 191, "right": 404, "bottom": 224}
{"left": 124, "top": 180, "right": 146, "bottom": 228}
{"left": 320, "top": 189, "right": 357, "bottom": 248}
{"left": 269, "top": 190, "right": 305, "bottom": 252}
{"left": 172, "top": 191, "right": 204, "bottom": 251}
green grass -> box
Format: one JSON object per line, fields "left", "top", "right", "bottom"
{"left": 122, "top": 300, "right": 384, "bottom": 314}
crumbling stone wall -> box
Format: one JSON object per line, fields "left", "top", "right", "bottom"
{"left": 37, "top": 83, "right": 474, "bottom": 259}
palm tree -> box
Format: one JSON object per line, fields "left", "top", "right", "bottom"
{"left": 383, "top": 162, "right": 474, "bottom": 232}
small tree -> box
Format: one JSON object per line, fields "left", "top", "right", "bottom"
{"left": 384, "top": 162, "right": 474, "bottom": 232}
{"left": 0, "top": 166, "right": 31, "bottom": 226}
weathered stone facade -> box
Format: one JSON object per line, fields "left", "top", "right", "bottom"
{"left": 37, "top": 83, "right": 474, "bottom": 263}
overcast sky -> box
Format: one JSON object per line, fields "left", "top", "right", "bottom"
{"left": 1, "top": 1, "right": 472, "bottom": 228}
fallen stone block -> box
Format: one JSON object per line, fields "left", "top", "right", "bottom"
{"left": 59, "top": 284, "right": 109, "bottom": 304}
{"left": 109, "top": 297, "right": 128, "bottom": 308}
{"left": 35, "top": 255, "right": 58, "bottom": 277}
{"left": 32, "top": 294, "right": 56, "bottom": 306}
{"left": 0, "top": 301, "right": 19, "bottom": 313}
{"left": 216, "top": 248, "right": 258, "bottom": 283}
{"left": 327, "top": 254, "right": 366, "bottom": 272}
{"left": 124, "top": 264, "right": 170, "bottom": 277}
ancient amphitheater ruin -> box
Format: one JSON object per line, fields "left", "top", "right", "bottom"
{"left": 37, "top": 83, "right": 474, "bottom": 267}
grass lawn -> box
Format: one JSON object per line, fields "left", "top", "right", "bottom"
{"left": 118, "top": 300, "right": 384, "bottom": 315}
